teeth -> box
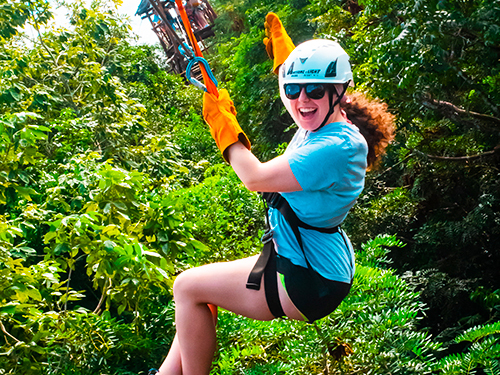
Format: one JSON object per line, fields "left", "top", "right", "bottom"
{"left": 300, "top": 108, "right": 316, "bottom": 113}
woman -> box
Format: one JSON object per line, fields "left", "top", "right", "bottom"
{"left": 152, "top": 12, "right": 394, "bottom": 375}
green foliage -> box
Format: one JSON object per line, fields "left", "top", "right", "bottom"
{"left": 168, "top": 104, "right": 221, "bottom": 167}
{"left": 1, "top": 0, "right": 500, "bottom": 373}
{"left": 471, "top": 287, "right": 500, "bottom": 321}
{"left": 1, "top": 214, "right": 165, "bottom": 374}
{"left": 0, "top": 303, "right": 173, "bottom": 374}
{"left": 129, "top": 64, "right": 220, "bottom": 174}
{"left": 403, "top": 269, "right": 484, "bottom": 337}
{"left": 36, "top": 151, "right": 205, "bottom": 305}
{"left": 0, "top": 1, "right": 213, "bottom": 373}
{"left": 0, "top": 151, "right": 202, "bottom": 373}
{"left": 0, "top": 111, "right": 47, "bottom": 206}
{"left": 0, "top": 0, "right": 51, "bottom": 40}
{"left": 435, "top": 322, "right": 500, "bottom": 375}
{"left": 355, "top": 233, "right": 404, "bottom": 268}
{"left": 170, "top": 165, "right": 263, "bottom": 264}
{"left": 456, "top": 322, "right": 500, "bottom": 344}
{"left": 345, "top": 187, "right": 419, "bottom": 248}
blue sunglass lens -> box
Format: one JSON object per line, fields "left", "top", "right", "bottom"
{"left": 284, "top": 84, "right": 326, "bottom": 100}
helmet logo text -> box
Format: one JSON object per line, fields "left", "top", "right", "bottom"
{"left": 287, "top": 68, "right": 321, "bottom": 76}
{"left": 287, "top": 60, "right": 321, "bottom": 77}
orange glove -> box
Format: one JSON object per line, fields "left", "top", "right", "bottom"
{"left": 263, "top": 12, "right": 295, "bottom": 74}
{"left": 203, "top": 89, "right": 251, "bottom": 163}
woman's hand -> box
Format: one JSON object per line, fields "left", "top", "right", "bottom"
{"left": 203, "top": 89, "right": 251, "bottom": 162}
{"left": 263, "top": 12, "right": 295, "bottom": 74}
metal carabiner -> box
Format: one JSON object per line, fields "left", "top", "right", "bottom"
{"left": 185, "top": 56, "right": 218, "bottom": 92}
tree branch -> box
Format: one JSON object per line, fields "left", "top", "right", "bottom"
{"left": 415, "top": 148, "right": 498, "bottom": 162}
{"left": 422, "top": 96, "right": 500, "bottom": 128}
{"left": 93, "top": 278, "right": 110, "bottom": 314}
{"left": 30, "top": 10, "right": 56, "bottom": 63}
{"left": 344, "top": 0, "right": 364, "bottom": 16}
{"left": 368, "top": 153, "right": 414, "bottom": 181}
{"left": 63, "top": 266, "right": 72, "bottom": 313}
{"left": 0, "top": 320, "right": 21, "bottom": 344}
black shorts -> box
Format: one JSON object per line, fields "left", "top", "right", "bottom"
{"left": 276, "top": 255, "right": 352, "bottom": 322}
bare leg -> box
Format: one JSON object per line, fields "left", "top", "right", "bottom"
{"left": 158, "top": 255, "right": 304, "bottom": 375}
{"left": 176, "top": 291, "right": 216, "bottom": 374}
{"left": 158, "top": 334, "right": 182, "bottom": 375}
{"left": 158, "top": 304, "right": 218, "bottom": 375}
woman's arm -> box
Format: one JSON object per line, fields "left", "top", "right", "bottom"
{"left": 227, "top": 141, "right": 302, "bottom": 193}
{"left": 202, "top": 89, "right": 300, "bottom": 192}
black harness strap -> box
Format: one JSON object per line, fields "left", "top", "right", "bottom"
{"left": 246, "top": 196, "right": 286, "bottom": 318}
{"left": 246, "top": 230, "right": 273, "bottom": 290}
{"left": 263, "top": 241, "right": 283, "bottom": 318}
{"left": 246, "top": 192, "right": 340, "bottom": 318}
{"left": 264, "top": 193, "right": 340, "bottom": 234}
{"left": 265, "top": 192, "right": 339, "bottom": 252}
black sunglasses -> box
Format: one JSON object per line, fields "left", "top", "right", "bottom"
{"left": 284, "top": 83, "right": 328, "bottom": 100}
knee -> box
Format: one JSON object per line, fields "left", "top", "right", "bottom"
{"left": 172, "top": 268, "right": 198, "bottom": 302}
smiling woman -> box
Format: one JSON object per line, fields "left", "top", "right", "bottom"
{"left": 278, "top": 39, "right": 355, "bottom": 132}
{"left": 153, "top": 11, "right": 395, "bottom": 375}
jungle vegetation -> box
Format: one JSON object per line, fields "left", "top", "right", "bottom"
{"left": 0, "top": 0, "right": 499, "bottom": 374}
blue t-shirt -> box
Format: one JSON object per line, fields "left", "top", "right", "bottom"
{"left": 268, "top": 121, "right": 368, "bottom": 283}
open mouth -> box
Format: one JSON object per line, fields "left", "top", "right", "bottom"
{"left": 299, "top": 108, "right": 317, "bottom": 118}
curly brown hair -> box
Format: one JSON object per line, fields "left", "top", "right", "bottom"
{"left": 341, "top": 92, "right": 395, "bottom": 169}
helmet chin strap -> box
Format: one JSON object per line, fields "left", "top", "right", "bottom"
{"left": 312, "top": 82, "right": 350, "bottom": 132}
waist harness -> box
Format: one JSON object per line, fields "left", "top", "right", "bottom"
{"left": 246, "top": 192, "right": 340, "bottom": 318}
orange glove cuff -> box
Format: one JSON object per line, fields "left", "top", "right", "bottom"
{"left": 203, "top": 89, "right": 251, "bottom": 163}
{"left": 263, "top": 12, "right": 295, "bottom": 74}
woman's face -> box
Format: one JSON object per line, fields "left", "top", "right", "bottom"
{"left": 279, "top": 68, "right": 342, "bottom": 132}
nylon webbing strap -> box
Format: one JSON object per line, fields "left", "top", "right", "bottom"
{"left": 262, "top": 192, "right": 339, "bottom": 270}
{"left": 246, "top": 233, "right": 272, "bottom": 290}
{"left": 264, "top": 243, "right": 285, "bottom": 318}
{"left": 174, "top": 0, "right": 218, "bottom": 96}
{"left": 263, "top": 193, "right": 340, "bottom": 234}
{"left": 246, "top": 228, "right": 285, "bottom": 318}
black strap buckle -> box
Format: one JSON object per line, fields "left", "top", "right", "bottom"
{"left": 261, "top": 229, "right": 273, "bottom": 244}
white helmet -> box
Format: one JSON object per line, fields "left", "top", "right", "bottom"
{"left": 279, "top": 39, "right": 354, "bottom": 131}
{"left": 282, "top": 39, "right": 354, "bottom": 86}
